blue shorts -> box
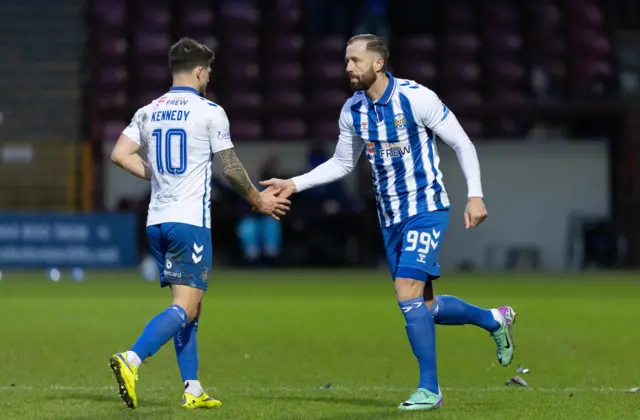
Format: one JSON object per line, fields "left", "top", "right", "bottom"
{"left": 146, "top": 222, "right": 212, "bottom": 291}
{"left": 381, "top": 209, "right": 450, "bottom": 282}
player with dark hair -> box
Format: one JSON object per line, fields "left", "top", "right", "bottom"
{"left": 109, "top": 37, "right": 290, "bottom": 409}
{"left": 261, "top": 34, "right": 516, "bottom": 411}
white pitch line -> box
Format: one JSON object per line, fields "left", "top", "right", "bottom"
{"left": 0, "top": 385, "right": 635, "bottom": 394}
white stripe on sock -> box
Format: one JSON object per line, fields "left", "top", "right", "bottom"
{"left": 125, "top": 351, "right": 142, "bottom": 369}
{"left": 185, "top": 380, "right": 203, "bottom": 397}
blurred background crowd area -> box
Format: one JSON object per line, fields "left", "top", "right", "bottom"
{"left": 1, "top": 0, "right": 640, "bottom": 271}
{"left": 87, "top": 0, "right": 622, "bottom": 141}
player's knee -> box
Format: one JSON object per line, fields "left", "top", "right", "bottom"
{"left": 171, "top": 284, "right": 204, "bottom": 322}
{"left": 395, "top": 277, "right": 425, "bottom": 302}
{"left": 423, "top": 284, "right": 435, "bottom": 309}
{"left": 182, "top": 303, "right": 200, "bottom": 323}
{"left": 171, "top": 299, "right": 200, "bottom": 323}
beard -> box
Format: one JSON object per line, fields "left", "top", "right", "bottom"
{"left": 348, "top": 66, "right": 377, "bottom": 91}
{"left": 198, "top": 84, "right": 207, "bottom": 97}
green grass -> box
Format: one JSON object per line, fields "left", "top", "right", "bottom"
{"left": 1, "top": 269, "right": 639, "bottom": 419}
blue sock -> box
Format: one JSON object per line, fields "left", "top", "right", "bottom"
{"left": 431, "top": 295, "right": 500, "bottom": 333}
{"left": 399, "top": 297, "right": 439, "bottom": 394}
{"left": 131, "top": 305, "right": 188, "bottom": 361}
{"left": 174, "top": 319, "right": 199, "bottom": 381}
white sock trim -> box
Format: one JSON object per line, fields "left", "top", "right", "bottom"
{"left": 184, "top": 380, "right": 203, "bottom": 397}
{"left": 125, "top": 351, "right": 142, "bottom": 369}
{"left": 490, "top": 309, "right": 503, "bottom": 326}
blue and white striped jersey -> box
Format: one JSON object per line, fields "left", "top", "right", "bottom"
{"left": 293, "top": 73, "right": 483, "bottom": 228}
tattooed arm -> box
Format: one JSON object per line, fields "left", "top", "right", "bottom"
{"left": 215, "top": 148, "right": 292, "bottom": 220}
{"left": 216, "top": 148, "right": 262, "bottom": 207}
{"left": 209, "top": 109, "right": 290, "bottom": 219}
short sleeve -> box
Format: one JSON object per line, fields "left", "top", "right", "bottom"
{"left": 122, "top": 109, "right": 144, "bottom": 145}
{"left": 207, "top": 108, "right": 234, "bottom": 153}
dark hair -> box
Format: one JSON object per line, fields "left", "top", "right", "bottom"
{"left": 168, "top": 37, "right": 214, "bottom": 74}
{"left": 347, "top": 34, "right": 389, "bottom": 71}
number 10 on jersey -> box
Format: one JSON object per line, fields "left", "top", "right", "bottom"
{"left": 152, "top": 128, "right": 187, "bottom": 175}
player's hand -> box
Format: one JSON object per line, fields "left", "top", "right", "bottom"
{"left": 259, "top": 178, "right": 297, "bottom": 200}
{"left": 464, "top": 197, "right": 487, "bottom": 229}
{"left": 254, "top": 188, "right": 291, "bottom": 220}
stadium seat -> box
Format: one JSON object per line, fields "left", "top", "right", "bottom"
{"left": 268, "top": 62, "right": 303, "bottom": 86}
{"left": 310, "top": 88, "right": 347, "bottom": 108}
{"left": 94, "top": 65, "right": 128, "bottom": 90}
{"left": 223, "top": 61, "right": 260, "bottom": 86}
{"left": 225, "top": 90, "right": 264, "bottom": 108}
{"left": 571, "top": 30, "right": 611, "bottom": 57}
{"left": 136, "top": 63, "right": 170, "bottom": 87}
{"left": 444, "top": 34, "right": 481, "bottom": 57}
{"left": 310, "top": 62, "right": 345, "bottom": 85}
{"left": 483, "top": 30, "right": 522, "bottom": 56}
{"left": 266, "top": 119, "right": 307, "bottom": 140}
{"left": 396, "top": 35, "right": 437, "bottom": 57}
{"left": 310, "top": 119, "right": 339, "bottom": 141}
{"left": 484, "top": 2, "right": 518, "bottom": 27}
{"left": 444, "top": 5, "right": 475, "bottom": 28}
{"left": 95, "top": 90, "right": 127, "bottom": 113}
{"left": 266, "top": 89, "right": 305, "bottom": 107}
{"left": 441, "top": 60, "right": 481, "bottom": 85}
{"left": 136, "top": 0, "right": 171, "bottom": 30}
{"left": 268, "top": 34, "right": 304, "bottom": 58}
{"left": 91, "top": 0, "right": 127, "bottom": 28}
{"left": 228, "top": 120, "right": 263, "bottom": 140}
{"left": 444, "top": 90, "right": 483, "bottom": 108}
{"left": 486, "top": 59, "right": 525, "bottom": 87}
{"left": 180, "top": 2, "right": 215, "bottom": 30}
{"left": 270, "top": 0, "right": 303, "bottom": 27}
{"left": 536, "top": 36, "right": 566, "bottom": 57}
{"left": 95, "top": 37, "right": 128, "bottom": 61}
{"left": 225, "top": 34, "right": 260, "bottom": 57}
{"left": 219, "top": 0, "right": 260, "bottom": 28}
{"left": 133, "top": 31, "right": 171, "bottom": 57}
{"left": 395, "top": 61, "right": 437, "bottom": 85}
{"left": 488, "top": 89, "right": 527, "bottom": 105}
{"left": 310, "top": 36, "right": 345, "bottom": 55}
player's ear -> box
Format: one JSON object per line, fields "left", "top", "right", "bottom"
{"left": 375, "top": 57, "right": 384, "bottom": 73}
{"left": 194, "top": 65, "right": 204, "bottom": 81}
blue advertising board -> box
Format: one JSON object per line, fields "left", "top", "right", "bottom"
{"left": 0, "top": 213, "right": 138, "bottom": 268}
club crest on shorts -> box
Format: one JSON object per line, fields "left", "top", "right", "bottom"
{"left": 201, "top": 267, "right": 209, "bottom": 282}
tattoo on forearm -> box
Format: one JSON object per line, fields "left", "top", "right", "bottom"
{"left": 216, "top": 149, "right": 253, "bottom": 196}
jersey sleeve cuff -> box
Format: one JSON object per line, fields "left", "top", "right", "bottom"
{"left": 467, "top": 177, "right": 483, "bottom": 198}
{"left": 291, "top": 176, "right": 307, "bottom": 193}
{"left": 121, "top": 129, "right": 141, "bottom": 145}
{"left": 211, "top": 143, "right": 234, "bottom": 154}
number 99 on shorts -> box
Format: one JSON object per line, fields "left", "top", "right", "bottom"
{"left": 404, "top": 229, "right": 442, "bottom": 264}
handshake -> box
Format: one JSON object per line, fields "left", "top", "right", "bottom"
{"left": 251, "top": 178, "right": 297, "bottom": 221}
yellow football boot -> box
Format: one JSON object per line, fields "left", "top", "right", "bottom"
{"left": 181, "top": 391, "right": 222, "bottom": 409}
{"left": 109, "top": 353, "right": 139, "bottom": 408}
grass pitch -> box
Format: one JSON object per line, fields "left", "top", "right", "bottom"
{"left": 0, "top": 269, "right": 638, "bottom": 419}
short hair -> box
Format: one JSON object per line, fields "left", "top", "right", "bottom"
{"left": 347, "top": 34, "right": 390, "bottom": 71}
{"left": 168, "top": 37, "right": 214, "bottom": 74}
